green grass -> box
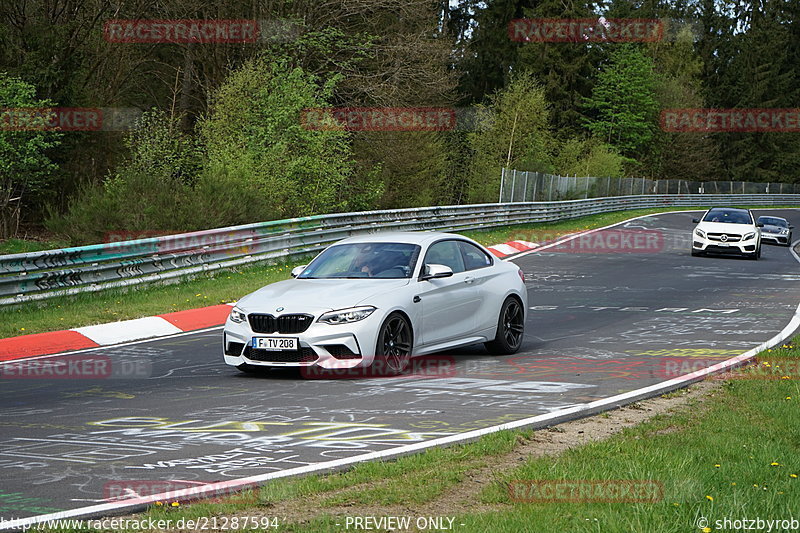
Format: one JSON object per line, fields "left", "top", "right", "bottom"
{"left": 0, "top": 237, "right": 69, "bottom": 255}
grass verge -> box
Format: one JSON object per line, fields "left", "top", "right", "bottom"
{"left": 37, "top": 341, "right": 800, "bottom": 532}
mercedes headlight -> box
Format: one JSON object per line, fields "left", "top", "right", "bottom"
{"left": 694, "top": 228, "right": 706, "bottom": 238}
{"left": 318, "top": 306, "right": 376, "bottom": 325}
{"left": 743, "top": 232, "right": 756, "bottom": 240}
{"left": 229, "top": 306, "right": 247, "bottom": 323}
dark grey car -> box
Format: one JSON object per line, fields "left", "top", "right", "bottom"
{"left": 757, "top": 216, "right": 793, "bottom": 246}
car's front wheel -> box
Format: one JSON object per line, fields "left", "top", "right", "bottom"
{"left": 374, "top": 312, "right": 413, "bottom": 375}
{"left": 485, "top": 297, "right": 525, "bottom": 355}
{"left": 691, "top": 247, "right": 703, "bottom": 257}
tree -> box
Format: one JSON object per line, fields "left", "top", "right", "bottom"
{"left": 583, "top": 45, "right": 658, "bottom": 159}
{"left": 515, "top": 0, "right": 601, "bottom": 133}
{"left": 0, "top": 73, "right": 61, "bottom": 238}
{"left": 468, "top": 73, "right": 553, "bottom": 202}
{"left": 199, "top": 57, "right": 354, "bottom": 220}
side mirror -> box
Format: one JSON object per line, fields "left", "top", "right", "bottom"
{"left": 790, "top": 225, "right": 795, "bottom": 230}
{"left": 756, "top": 222, "right": 764, "bottom": 228}
{"left": 291, "top": 265, "right": 307, "bottom": 278}
{"left": 692, "top": 218, "right": 700, "bottom": 224}
{"left": 421, "top": 264, "right": 453, "bottom": 281}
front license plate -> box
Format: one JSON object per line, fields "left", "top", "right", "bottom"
{"left": 718, "top": 242, "right": 729, "bottom": 247}
{"left": 252, "top": 337, "right": 298, "bottom": 351}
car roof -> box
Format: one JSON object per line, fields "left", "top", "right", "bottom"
{"left": 335, "top": 231, "right": 472, "bottom": 246}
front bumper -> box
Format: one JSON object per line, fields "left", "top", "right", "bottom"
{"left": 223, "top": 314, "right": 380, "bottom": 369}
{"left": 692, "top": 233, "right": 758, "bottom": 255}
{"left": 761, "top": 232, "right": 789, "bottom": 245}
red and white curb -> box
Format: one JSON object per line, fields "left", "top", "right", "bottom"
{"left": 486, "top": 240, "right": 539, "bottom": 258}
{"left": 0, "top": 304, "right": 234, "bottom": 362}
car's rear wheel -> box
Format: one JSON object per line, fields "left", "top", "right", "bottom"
{"left": 485, "top": 297, "right": 525, "bottom": 355}
{"left": 374, "top": 313, "right": 413, "bottom": 375}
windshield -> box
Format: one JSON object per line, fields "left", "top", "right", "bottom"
{"left": 298, "top": 242, "right": 421, "bottom": 279}
{"left": 757, "top": 217, "right": 787, "bottom": 227}
{"left": 702, "top": 210, "right": 752, "bottom": 224}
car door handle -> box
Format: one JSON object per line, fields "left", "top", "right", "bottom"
{"left": 413, "top": 295, "right": 421, "bottom": 303}
{"left": 464, "top": 276, "right": 475, "bottom": 284}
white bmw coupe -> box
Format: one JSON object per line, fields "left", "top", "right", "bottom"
{"left": 223, "top": 231, "right": 528, "bottom": 375}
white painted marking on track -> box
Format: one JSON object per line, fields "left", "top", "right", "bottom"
{"left": 72, "top": 317, "right": 182, "bottom": 345}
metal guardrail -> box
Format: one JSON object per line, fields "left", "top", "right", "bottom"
{"left": 1, "top": 194, "right": 798, "bottom": 306}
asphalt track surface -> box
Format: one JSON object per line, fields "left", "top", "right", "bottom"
{"left": 1, "top": 209, "right": 799, "bottom": 522}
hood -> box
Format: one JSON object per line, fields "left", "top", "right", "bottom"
{"left": 761, "top": 224, "right": 786, "bottom": 233}
{"left": 696, "top": 221, "right": 756, "bottom": 235}
{"left": 236, "top": 278, "right": 410, "bottom": 315}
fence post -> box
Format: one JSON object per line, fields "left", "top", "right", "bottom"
{"left": 549, "top": 174, "right": 554, "bottom": 201}
{"left": 511, "top": 170, "right": 517, "bottom": 202}
{"left": 523, "top": 172, "right": 528, "bottom": 202}
{"left": 499, "top": 168, "right": 505, "bottom": 203}
{"left": 531, "top": 172, "right": 538, "bottom": 201}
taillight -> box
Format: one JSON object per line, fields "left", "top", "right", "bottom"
{"left": 518, "top": 269, "right": 525, "bottom": 282}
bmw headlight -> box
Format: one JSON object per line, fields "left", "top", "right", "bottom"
{"left": 694, "top": 228, "right": 706, "bottom": 238}
{"left": 318, "top": 306, "right": 376, "bottom": 325}
{"left": 229, "top": 306, "right": 247, "bottom": 323}
{"left": 743, "top": 232, "right": 756, "bottom": 240}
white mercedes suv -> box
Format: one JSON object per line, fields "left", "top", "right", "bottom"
{"left": 691, "top": 207, "right": 762, "bottom": 259}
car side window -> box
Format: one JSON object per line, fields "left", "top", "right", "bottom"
{"left": 458, "top": 241, "right": 492, "bottom": 271}
{"left": 424, "top": 240, "right": 465, "bottom": 274}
